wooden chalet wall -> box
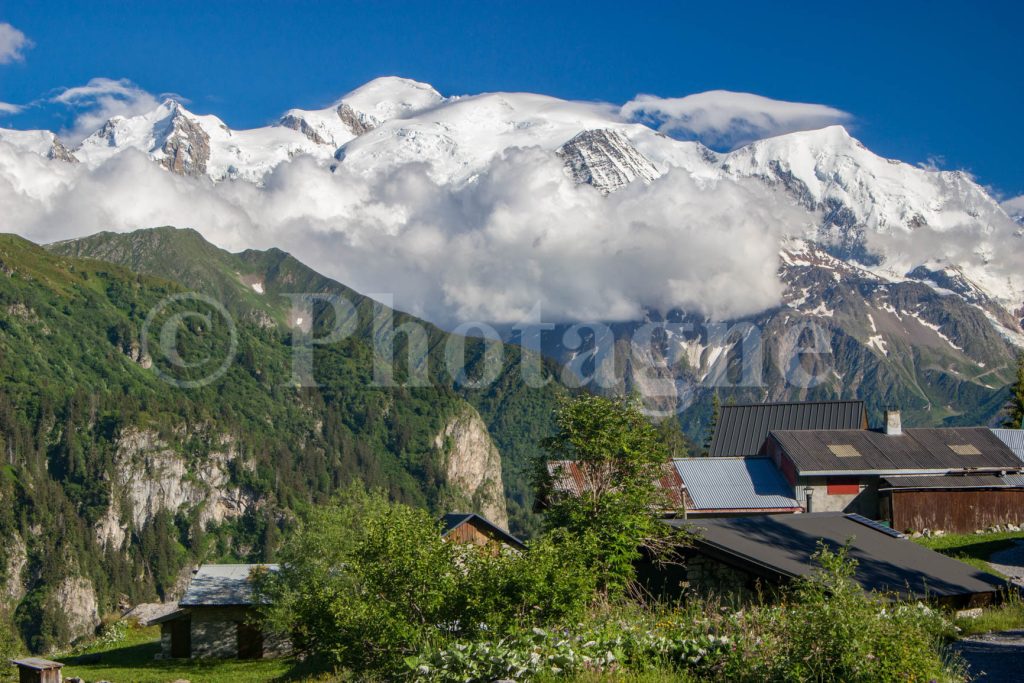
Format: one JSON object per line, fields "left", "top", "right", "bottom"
{"left": 889, "top": 489, "right": 1024, "bottom": 533}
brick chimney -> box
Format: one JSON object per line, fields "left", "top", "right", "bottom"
{"left": 884, "top": 409, "right": 902, "bottom": 436}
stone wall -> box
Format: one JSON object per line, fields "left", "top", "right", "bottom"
{"left": 170, "top": 606, "right": 291, "bottom": 659}
{"left": 797, "top": 476, "right": 880, "bottom": 516}
{"left": 679, "top": 557, "right": 782, "bottom": 602}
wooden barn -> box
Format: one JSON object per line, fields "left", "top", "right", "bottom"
{"left": 440, "top": 513, "right": 526, "bottom": 551}
{"left": 880, "top": 474, "right": 1024, "bottom": 533}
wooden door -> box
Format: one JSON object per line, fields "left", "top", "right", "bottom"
{"left": 170, "top": 616, "right": 191, "bottom": 658}
{"left": 237, "top": 621, "right": 264, "bottom": 659}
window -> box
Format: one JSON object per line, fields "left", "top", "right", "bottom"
{"left": 827, "top": 477, "right": 860, "bottom": 495}
{"left": 827, "top": 444, "right": 861, "bottom": 458}
{"left": 948, "top": 444, "right": 981, "bottom": 456}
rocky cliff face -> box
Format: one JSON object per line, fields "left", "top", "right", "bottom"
{"left": 157, "top": 105, "right": 212, "bottom": 177}
{"left": 557, "top": 129, "right": 660, "bottom": 194}
{"left": 50, "top": 576, "right": 99, "bottom": 645}
{"left": 337, "top": 102, "right": 378, "bottom": 136}
{"left": 435, "top": 405, "right": 508, "bottom": 527}
{"left": 94, "top": 427, "right": 254, "bottom": 550}
{"left": 278, "top": 113, "right": 331, "bottom": 145}
{"left": 46, "top": 138, "right": 78, "bottom": 163}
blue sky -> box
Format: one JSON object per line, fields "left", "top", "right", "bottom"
{"left": 1, "top": 1, "right": 1022, "bottom": 197}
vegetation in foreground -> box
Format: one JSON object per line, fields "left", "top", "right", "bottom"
{"left": 18, "top": 623, "right": 296, "bottom": 683}
{"left": 250, "top": 396, "right": 967, "bottom": 682}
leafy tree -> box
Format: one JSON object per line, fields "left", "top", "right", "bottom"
{"left": 257, "top": 486, "right": 596, "bottom": 676}
{"left": 257, "top": 486, "right": 458, "bottom": 675}
{"left": 533, "top": 394, "right": 677, "bottom": 595}
{"left": 1004, "top": 352, "right": 1024, "bottom": 428}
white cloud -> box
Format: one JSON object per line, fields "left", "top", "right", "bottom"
{"left": 0, "top": 101, "right": 22, "bottom": 114}
{"left": 51, "top": 77, "right": 167, "bottom": 143}
{"left": 0, "top": 141, "right": 805, "bottom": 325}
{"left": 621, "top": 90, "right": 852, "bottom": 149}
{"left": 1003, "top": 195, "right": 1024, "bottom": 217}
{"left": 0, "top": 23, "right": 32, "bottom": 64}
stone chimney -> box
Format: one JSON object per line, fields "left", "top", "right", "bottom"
{"left": 884, "top": 409, "right": 902, "bottom": 436}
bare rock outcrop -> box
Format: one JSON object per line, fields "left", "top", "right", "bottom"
{"left": 50, "top": 576, "right": 100, "bottom": 643}
{"left": 434, "top": 405, "right": 508, "bottom": 527}
{"left": 157, "top": 105, "right": 211, "bottom": 177}
{"left": 97, "top": 427, "right": 253, "bottom": 547}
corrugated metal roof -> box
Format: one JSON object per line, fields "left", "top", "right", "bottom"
{"left": 991, "top": 429, "right": 1024, "bottom": 463}
{"left": 771, "top": 427, "right": 1024, "bottom": 474}
{"left": 709, "top": 400, "right": 866, "bottom": 457}
{"left": 673, "top": 457, "right": 800, "bottom": 511}
{"left": 667, "top": 512, "right": 1004, "bottom": 599}
{"left": 881, "top": 473, "right": 1024, "bottom": 490}
{"left": 179, "top": 564, "right": 278, "bottom": 607}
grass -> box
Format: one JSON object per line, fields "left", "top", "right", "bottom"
{"left": 914, "top": 529, "right": 1024, "bottom": 578}
{"left": 912, "top": 530, "right": 1024, "bottom": 637}
{"left": 955, "top": 591, "right": 1024, "bottom": 636}
{"left": 53, "top": 624, "right": 340, "bottom": 683}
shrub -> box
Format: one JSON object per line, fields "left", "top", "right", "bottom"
{"left": 258, "top": 487, "right": 601, "bottom": 678}
{"left": 716, "top": 543, "right": 959, "bottom": 682}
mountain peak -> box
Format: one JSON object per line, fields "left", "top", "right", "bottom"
{"left": 338, "top": 76, "right": 445, "bottom": 124}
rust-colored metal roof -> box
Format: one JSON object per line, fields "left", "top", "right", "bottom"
{"left": 545, "top": 460, "right": 684, "bottom": 510}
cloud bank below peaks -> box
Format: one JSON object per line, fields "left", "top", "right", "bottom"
{"left": 0, "top": 141, "right": 804, "bottom": 326}
{"left": 622, "top": 90, "right": 853, "bottom": 150}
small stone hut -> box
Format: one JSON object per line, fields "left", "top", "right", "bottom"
{"left": 150, "top": 564, "right": 289, "bottom": 659}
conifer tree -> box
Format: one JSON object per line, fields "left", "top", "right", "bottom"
{"left": 1005, "top": 352, "right": 1024, "bottom": 429}
{"left": 703, "top": 391, "right": 721, "bottom": 456}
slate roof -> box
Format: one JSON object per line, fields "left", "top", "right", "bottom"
{"left": 770, "top": 427, "right": 1024, "bottom": 475}
{"left": 991, "top": 429, "right": 1024, "bottom": 462}
{"left": 880, "top": 473, "right": 1024, "bottom": 490}
{"left": 709, "top": 400, "right": 866, "bottom": 457}
{"left": 440, "top": 512, "right": 526, "bottom": 549}
{"left": 179, "top": 564, "right": 278, "bottom": 607}
{"left": 673, "top": 457, "right": 801, "bottom": 512}
{"left": 667, "top": 512, "right": 1005, "bottom": 599}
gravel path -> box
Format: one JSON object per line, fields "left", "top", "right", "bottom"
{"left": 987, "top": 540, "right": 1024, "bottom": 584}
{"left": 949, "top": 540, "right": 1024, "bottom": 680}
{"left": 952, "top": 631, "right": 1024, "bottom": 682}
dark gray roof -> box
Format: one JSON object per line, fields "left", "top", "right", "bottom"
{"left": 179, "top": 564, "right": 278, "bottom": 607}
{"left": 667, "top": 512, "right": 1004, "bottom": 599}
{"left": 673, "top": 457, "right": 801, "bottom": 511}
{"left": 440, "top": 513, "right": 526, "bottom": 549}
{"left": 771, "top": 427, "right": 1024, "bottom": 475}
{"left": 709, "top": 400, "right": 866, "bottom": 457}
{"left": 991, "top": 429, "right": 1024, "bottom": 462}
{"left": 881, "top": 473, "right": 1024, "bottom": 490}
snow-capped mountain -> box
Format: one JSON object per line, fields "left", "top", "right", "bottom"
{"left": 278, "top": 77, "right": 444, "bottom": 148}
{"left": 4, "top": 76, "right": 1022, "bottom": 347}
{"left": 0, "top": 128, "right": 77, "bottom": 162}
{"left": 74, "top": 99, "right": 334, "bottom": 182}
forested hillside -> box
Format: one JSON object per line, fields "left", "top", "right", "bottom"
{"left": 0, "top": 229, "right": 563, "bottom": 652}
